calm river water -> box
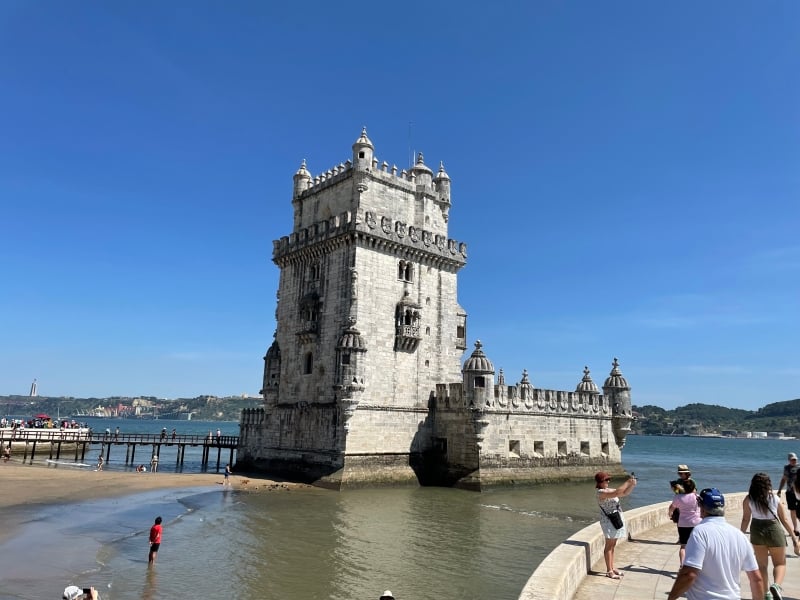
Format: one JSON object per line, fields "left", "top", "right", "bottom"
{"left": 2, "top": 422, "right": 797, "bottom": 600}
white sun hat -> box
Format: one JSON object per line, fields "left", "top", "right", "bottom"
{"left": 63, "top": 586, "right": 82, "bottom": 600}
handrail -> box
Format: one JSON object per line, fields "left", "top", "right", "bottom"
{"left": 0, "top": 430, "right": 239, "bottom": 446}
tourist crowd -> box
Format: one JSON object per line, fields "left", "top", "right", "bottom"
{"left": 596, "top": 453, "right": 800, "bottom": 600}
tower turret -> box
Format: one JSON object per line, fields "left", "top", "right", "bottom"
{"left": 291, "top": 160, "right": 312, "bottom": 229}
{"left": 433, "top": 161, "right": 451, "bottom": 223}
{"left": 410, "top": 152, "right": 433, "bottom": 187}
{"left": 434, "top": 161, "right": 451, "bottom": 200}
{"left": 261, "top": 337, "right": 281, "bottom": 408}
{"left": 603, "top": 358, "right": 632, "bottom": 448}
{"left": 462, "top": 340, "right": 495, "bottom": 408}
{"left": 352, "top": 127, "right": 374, "bottom": 171}
{"left": 293, "top": 159, "right": 312, "bottom": 199}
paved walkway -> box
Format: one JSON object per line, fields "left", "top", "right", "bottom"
{"left": 574, "top": 501, "right": 800, "bottom": 599}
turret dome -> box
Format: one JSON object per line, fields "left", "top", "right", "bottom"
{"left": 518, "top": 369, "right": 534, "bottom": 397}
{"left": 338, "top": 326, "right": 366, "bottom": 351}
{"left": 294, "top": 159, "right": 311, "bottom": 180}
{"left": 463, "top": 340, "right": 494, "bottom": 373}
{"left": 410, "top": 152, "right": 433, "bottom": 176}
{"left": 603, "top": 358, "right": 629, "bottom": 389}
{"left": 435, "top": 161, "right": 450, "bottom": 181}
{"left": 352, "top": 127, "right": 374, "bottom": 151}
{"left": 264, "top": 339, "right": 280, "bottom": 362}
{"left": 576, "top": 366, "right": 599, "bottom": 393}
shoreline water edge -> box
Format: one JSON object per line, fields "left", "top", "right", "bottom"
{"left": 3, "top": 433, "right": 799, "bottom": 599}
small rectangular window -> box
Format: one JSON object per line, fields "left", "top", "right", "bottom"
{"left": 533, "top": 441, "right": 544, "bottom": 457}
{"left": 557, "top": 441, "right": 567, "bottom": 456}
{"left": 341, "top": 353, "right": 350, "bottom": 365}
{"left": 601, "top": 441, "right": 609, "bottom": 456}
{"left": 509, "top": 440, "right": 520, "bottom": 458}
{"left": 474, "top": 376, "right": 485, "bottom": 388}
{"left": 580, "top": 441, "right": 590, "bottom": 456}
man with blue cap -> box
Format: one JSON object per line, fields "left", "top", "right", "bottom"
{"left": 667, "top": 488, "right": 764, "bottom": 600}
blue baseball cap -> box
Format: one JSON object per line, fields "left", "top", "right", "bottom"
{"left": 699, "top": 487, "right": 725, "bottom": 509}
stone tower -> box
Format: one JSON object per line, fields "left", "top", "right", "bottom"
{"left": 238, "top": 129, "right": 632, "bottom": 489}
{"left": 238, "top": 129, "right": 469, "bottom": 486}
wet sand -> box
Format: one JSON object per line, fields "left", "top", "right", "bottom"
{"left": 0, "top": 461, "right": 309, "bottom": 542}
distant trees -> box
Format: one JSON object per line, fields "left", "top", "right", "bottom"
{"left": 634, "top": 398, "right": 800, "bottom": 436}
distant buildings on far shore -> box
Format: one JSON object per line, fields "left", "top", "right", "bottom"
{"left": 721, "top": 429, "right": 795, "bottom": 440}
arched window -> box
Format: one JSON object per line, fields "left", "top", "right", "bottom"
{"left": 398, "top": 260, "right": 414, "bottom": 282}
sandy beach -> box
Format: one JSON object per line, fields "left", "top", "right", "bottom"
{"left": 0, "top": 461, "right": 309, "bottom": 541}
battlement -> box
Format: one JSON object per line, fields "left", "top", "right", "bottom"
{"left": 295, "top": 154, "right": 448, "bottom": 200}
{"left": 273, "top": 209, "right": 467, "bottom": 265}
{"left": 295, "top": 160, "right": 354, "bottom": 199}
{"left": 435, "top": 383, "right": 610, "bottom": 417}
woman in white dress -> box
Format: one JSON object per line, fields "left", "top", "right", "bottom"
{"left": 596, "top": 471, "right": 637, "bottom": 579}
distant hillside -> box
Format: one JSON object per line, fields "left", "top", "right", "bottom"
{"left": 4, "top": 394, "right": 798, "bottom": 432}
{"left": 633, "top": 398, "right": 800, "bottom": 436}
{"left": 0, "top": 394, "right": 261, "bottom": 422}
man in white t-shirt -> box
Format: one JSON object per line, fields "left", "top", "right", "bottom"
{"left": 667, "top": 488, "right": 763, "bottom": 600}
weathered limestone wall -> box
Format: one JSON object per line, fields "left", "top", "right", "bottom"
{"left": 343, "top": 406, "right": 432, "bottom": 453}
{"left": 240, "top": 404, "right": 343, "bottom": 459}
{"left": 478, "top": 413, "right": 620, "bottom": 464}
{"left": 295, "top": 172, "right": 356, "bottom": 230}
{"left": 354, "top": 243, "right": 462, "bottom": 410}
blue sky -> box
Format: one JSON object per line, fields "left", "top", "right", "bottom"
{"left": 1, "top": 2, "right": 797, "bottom": 409}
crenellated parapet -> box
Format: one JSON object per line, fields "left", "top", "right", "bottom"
{"left": 436, "top": 383, "right": 610, "bottom": 416}
{"left": 292, "top": 150, "right": 451, "bottom": 201}
{"left": 273, "top": 209, "right": 467, "bottom": 268}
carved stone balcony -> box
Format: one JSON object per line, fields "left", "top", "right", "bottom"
{"left": 394, "top": 325, "right": 421, "bottom": 352}
{"left": 296, "top": 320, "right": 319, "bottom": 344}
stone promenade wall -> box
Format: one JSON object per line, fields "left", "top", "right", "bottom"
{"left": 517, "top": 492, "right": 747, "bottom": 600}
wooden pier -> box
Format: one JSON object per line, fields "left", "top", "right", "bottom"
{"left": 0, "top": 430, "right": 238, "bottom": 472}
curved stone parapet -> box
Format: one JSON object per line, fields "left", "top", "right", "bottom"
{"left": 517, "top": 492, "right": 747, "bottom": 600}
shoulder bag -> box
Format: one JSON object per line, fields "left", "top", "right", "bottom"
{"left": 600, "top": 504, "right": 624, "bottom": 529}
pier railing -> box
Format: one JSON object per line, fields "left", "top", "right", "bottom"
{"left": 0, "top": 430, "right": 239, "bottom": 471}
